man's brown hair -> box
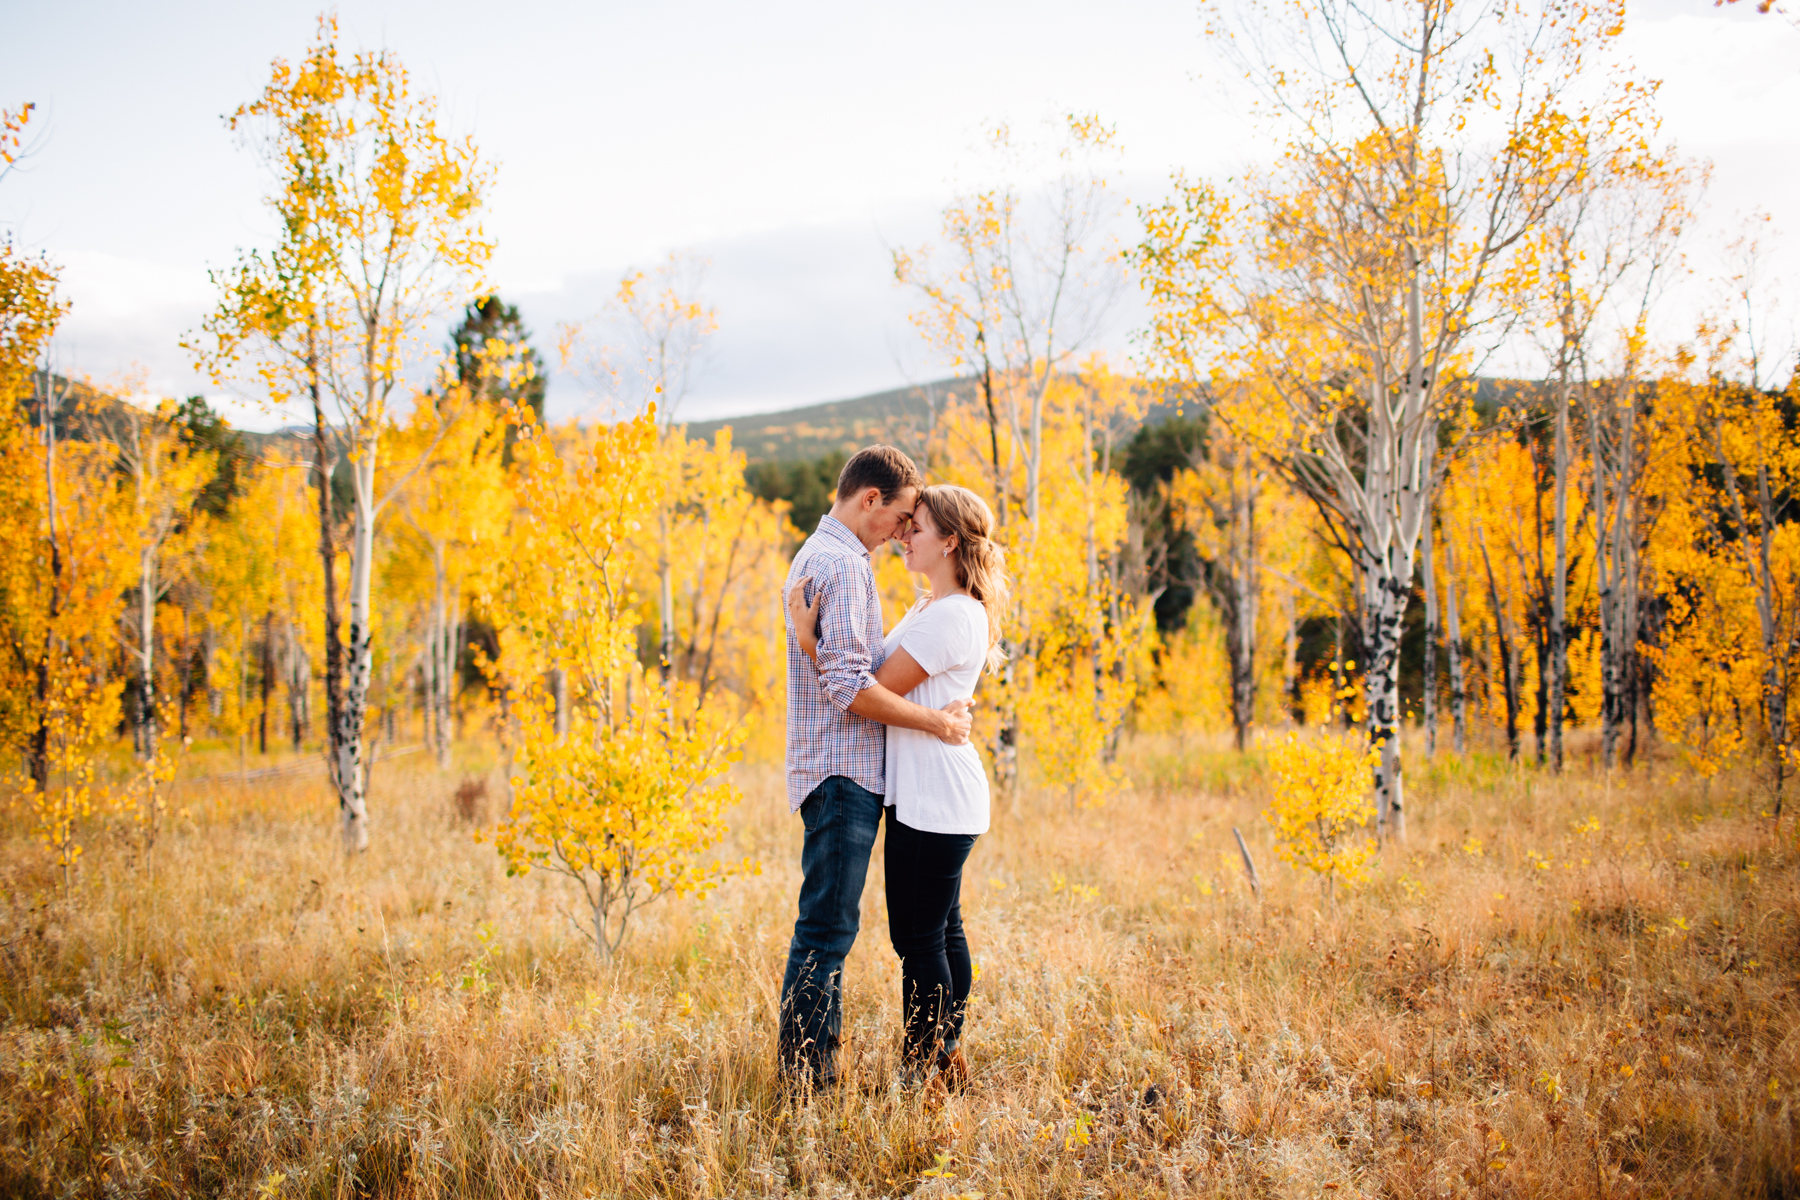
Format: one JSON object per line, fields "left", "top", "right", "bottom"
{"left": 835, "top": 445, "right": 923, "bottom": 505}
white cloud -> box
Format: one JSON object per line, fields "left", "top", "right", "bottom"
{"left": 4, "top": 0, "right": 1793, "bottom": 431}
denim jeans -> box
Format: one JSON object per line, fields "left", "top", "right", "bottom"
{"left": 883, "top": 805, "right": 977, "bottom": 1067}
{"left": 778, "top": 775, "right": 885, "bottom": 1084}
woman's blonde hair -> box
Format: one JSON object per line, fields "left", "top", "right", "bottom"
{"left": 914, "top": 484, "right": 1010, "bottom": 674}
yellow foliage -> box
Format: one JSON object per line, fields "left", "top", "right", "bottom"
{"left": 0, "top": 425, "right": 132, "bottom": 879}
{"left": 26, "top": 667, "right": 122, "bottom": 891}
{"left": 1016, "top": 618, "right": 1139, "bottom": 810}
{"left": 203, "top": 460, "right": 321, "bottom": 748}
{"left": 1263, "top": 731, "right": 1379, "bottom": 895}
{"left": 493, "top": 680, "right": 751, "bottom": 959}
{"left": 490, "top": 405, "right": 753, "bottom": 960}
{"left": 635, "top": 427, "right": 794, "bottom": 763}
{"left": 1136, "top": 604, "right": 1231, "bottom": 738}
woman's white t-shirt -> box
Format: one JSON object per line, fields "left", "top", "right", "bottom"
{"left": 882, "top": 594, "right": 991, "bottom": 835}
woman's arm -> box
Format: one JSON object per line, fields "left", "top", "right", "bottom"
{"left": 872, "top": 645, "right": 928, "bottom": 697}
{"left": 789, "top": 581, "right": 931, "bottom": 696}
{"left": 785, "top": 576, "right": 821, "bottom": 662}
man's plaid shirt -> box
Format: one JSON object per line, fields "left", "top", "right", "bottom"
{"left": 784, "top": 514, "right": 888, "bottom": 811}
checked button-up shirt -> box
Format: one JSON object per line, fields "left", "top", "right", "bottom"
{"left": 784, "top": 513, "right": 889, "bottom": 811}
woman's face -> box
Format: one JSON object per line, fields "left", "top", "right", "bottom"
{"left": 900, "top": 504, "right": 951, "bottom": 574}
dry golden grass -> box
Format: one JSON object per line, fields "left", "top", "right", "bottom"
{"left": 1, "top": 733, "right": 1796, "bottom": 1198}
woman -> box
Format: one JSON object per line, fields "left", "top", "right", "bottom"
{"left": 788, "top": 483, "right": 1008, "bottom": 1091}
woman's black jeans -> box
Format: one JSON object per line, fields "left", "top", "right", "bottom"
{"left": 883, "top": 805, "right": 977, "bottom": 1067}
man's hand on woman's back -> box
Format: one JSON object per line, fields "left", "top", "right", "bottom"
{"left": 938, "top": 697, "right": 974, "bottom": 747}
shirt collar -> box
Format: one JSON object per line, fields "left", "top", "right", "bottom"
{"left": 816, "top": 512, "right": 870, "bottom": 559}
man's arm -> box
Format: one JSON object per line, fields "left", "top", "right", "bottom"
{"left": 812, "top": 564, "right": 972, "bottom": 745}
{"left": 849, "top": 681, "right": 973, "bottom": 745}
{"left": 856, "top": 645, "right": 973, "bottom": 745}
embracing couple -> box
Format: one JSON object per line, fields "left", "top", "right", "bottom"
{"left": 777, "top": 445, "right": 1009, "bottom": 1096}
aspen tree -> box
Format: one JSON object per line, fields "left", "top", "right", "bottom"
{"left": 489, "top": 405, "right": 751, "bottom": 961}
{"left": 84, "top": 391, "right": 217, "bottom": 760}
{"left": 1657, "top": 274, "right": 1800, "bottom": 810}
{"left": 897, "top": 116, "right": 1125, "bottom": 793}
{"left": 391, "top": 365, "right": 512, "bottom": 768}
{"left": 196, "top": 16, "right": 494, "bottom": 851}
{"left": 1519, "top": 115, "right": 1696, "bottom": 771}
{"left": 1442, "top": 522, "right": 1469, "bottom": 754}
{"left": 0, "top": 100, "right": 69, "bottom": 762}
{"left": 1141, "top": 0, "right": 1632, "bottom": 837}
{"left": 559, "top": 253, "right": 717, "bottom": 687}
{"left": 0, "top": 104, "right": 58, "bottom": 410}
{"left": 203, "top": 459, "right": 312, "bottom": 759}
{"left": 896, "top": 116, "right": 1122, "bottom": 539}
{"left": 1162, "top": 406, "right": 1266, "bottom": 750}
{"left": 1, "top": 366, "right": 131, "bottom": 882}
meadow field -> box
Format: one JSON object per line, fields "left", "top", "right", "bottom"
{"left": 0, "top": 734, "right": 1794, "bottom": 1200}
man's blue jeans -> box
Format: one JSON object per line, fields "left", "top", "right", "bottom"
{"left": 779, "top": 775, "right": 884, "bottom": 1084}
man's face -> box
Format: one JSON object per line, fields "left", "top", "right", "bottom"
{"left": 867, "top": 486, "right": 919, "bottom": 545}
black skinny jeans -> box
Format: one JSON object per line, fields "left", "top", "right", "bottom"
{"left": 883, "top": 805, "right": 977, "bottom": 1066}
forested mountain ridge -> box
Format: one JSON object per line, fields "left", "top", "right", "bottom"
{"left": 682, "top": 379, "right": 965, "bottom": 463}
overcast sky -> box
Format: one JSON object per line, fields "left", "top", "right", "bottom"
{"left": 4, "top": 0, "right": 1795, "bottom": 430}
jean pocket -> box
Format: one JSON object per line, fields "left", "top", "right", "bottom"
{"left": 800, "top": 785, "right": 831, "bottom": 834}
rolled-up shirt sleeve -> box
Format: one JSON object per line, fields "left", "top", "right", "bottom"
{"left": 813, "top": 560, "right": 879, "bottom": 712}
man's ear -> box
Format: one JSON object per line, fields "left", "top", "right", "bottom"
{"left": 862, "top": 487, "right": 882, "bottom": 510}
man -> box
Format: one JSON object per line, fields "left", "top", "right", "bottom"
{"left": 778, "top": 445, "right": 973, "bottom": 1088}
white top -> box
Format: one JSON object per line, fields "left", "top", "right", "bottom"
{"left": 882, "top": 593, "right": 991, "bottom": 835}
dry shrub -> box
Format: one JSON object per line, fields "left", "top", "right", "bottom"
{"left": 450, "top": 776, "right": 488, "bottom": 825}
{"left": 0, "top": 733, "right": 1794, "bottom": 1198}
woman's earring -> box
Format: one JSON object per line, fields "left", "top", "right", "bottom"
{"left": 941, "top": 549, "right": 949, "bottom": 558}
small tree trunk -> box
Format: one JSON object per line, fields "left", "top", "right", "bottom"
{"left": 1084, "top": 397, "right": 1105, "bottom": 734}
{"left": 1445, "top": 533, "right": 1466, "bottom": 755}
{"left": 28, "top": 372, "right": 63, "bottom": 795}
{"left": 1282, "top": 591, "right": 1300, "bottom": 727}
{"left": 659, "top": 507, "right": 675, "bottom": 685}
{"left": 1229, "top": 457, "right": 1260, "bottom": 752}
{"left": 1530, "top": 446, "right": 1549, "bottom": 768}
{"left": 1533, "top": 606, "right": 1549, "bottom": 767}
{"left": 259, "top": 609, "right": 273, "bottom": 754}
{"left": 336, "top": 444, "right": 376, "bottom": 854}
{"left": 433, "top": 545, "right": 455, "bottom": 771}
{"left": 1421, "top": 509, "right": 1439, "bottom": 759}
{"left": 137, "top": 544, "right": 159, "bottom": 761}
{"left": 285, "top": 618, "right": 311, "bottom": 750}
{"left": 1362, "top": 547, "right": 1409, "bottom": 841}
{"left": 309, "top": 328, "right": 350, "bottom": 825}
{"left": 1591, "top": 377, "right": 1638, "bottom": 771}
{"left": 551, "top": 668, "right": 570, "bottom": 738}
{"left": 1333, "top": 619, "right": 1346, "bottom": 728}
{"left": 1549, "top": 376, "right": 1571, "bottom": 773}
{"left": 1479, "top": 529, "right": 1521, "bottom": 760}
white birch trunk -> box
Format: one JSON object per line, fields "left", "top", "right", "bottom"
{"left": 1421, "top": 507, "right": 1438, "bottom": 759}
{"left": 551, "top": 667, "right": 570, "bottom": 739}
{"left": 430, "top": 539, "right": 456, "bottom": 770}
{"left": 1549, "top": 376, "right": 1571, "bottom": 773}
{"left": 136, "top": 544, "right": 159, "bottom": 760}
{"left": 1282, "top": 591, "right": 1299, "bottom": 726}
{"left": 422, "top": 611, "right": 439, "bottom": 758}
{"left": 1353, "top": 254, "right": 1432, "bottom": 843}
{"left": 283, "top": 616, "right": 310, "bottom": 749}
{"left": 1591, "top": 378, "right": 1640, "bottom": 769}
{"left": 337, "top": 443, "right": 376, "bottom": 854}
{"left": 1229, "top": 459, "right": 1260, "bottom": 752}
{"left": 1444, "top": 533, "right": 1466, "bottom": 754}
{"left": 659, "top": 506, "right": 675, "bottom": 684}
